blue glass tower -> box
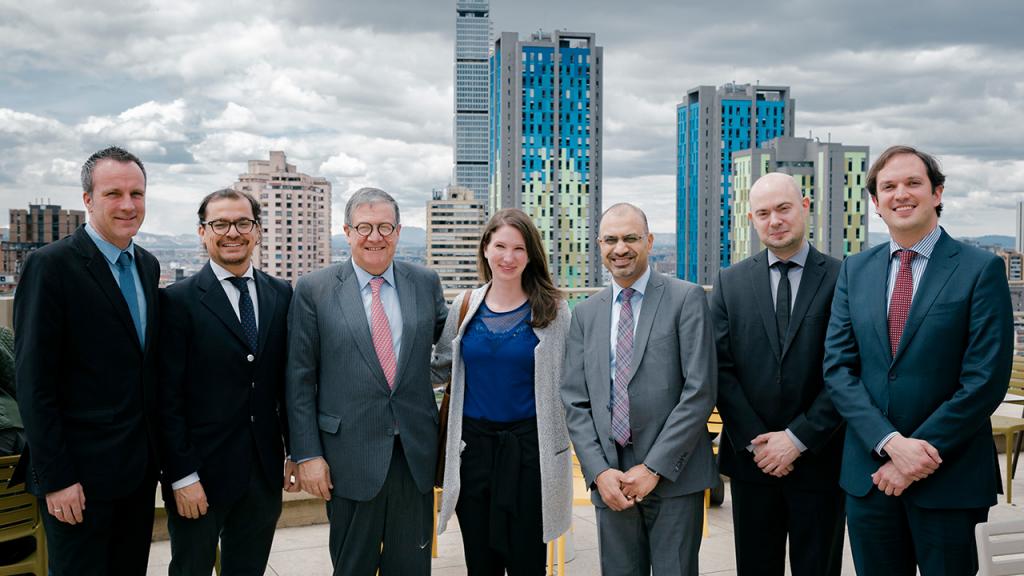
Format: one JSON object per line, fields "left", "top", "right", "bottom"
{"left": 675, "top": 83, "right": 793, "bottom": 285}
{"left": 491, "top": 31, "right": 602, "bottom": 288}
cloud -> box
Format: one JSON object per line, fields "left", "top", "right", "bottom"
{"left": 0, "top": 0, "right": 1022, "bottom": 240}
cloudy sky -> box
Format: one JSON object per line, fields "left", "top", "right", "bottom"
{"left": 1, "top": 0, "right": 1022, "bottom": 239}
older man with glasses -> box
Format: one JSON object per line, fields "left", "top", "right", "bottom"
{"left": 286, "top": 187, "right": 448, "bottom": 575}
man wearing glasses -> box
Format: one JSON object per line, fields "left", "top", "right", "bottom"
{"left": 562, "top": 203, "right": 717, "bottom": 575}
{"left": 287, "top": 187, "right": 448, "bottom": 574}
{"left": 158, "top": 188, "right": 297, "bottom": 574}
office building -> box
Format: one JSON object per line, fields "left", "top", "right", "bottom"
{"left": 491, "top": 30, "right": 602, "bottom": 288}
{"left": 999, "top": 249, "right": 1024, "bottom": 283}
{"left": 1016, "top": 201, "right": 1024, "bottom": 254}
{"left": 2, "top": 203, "right": 85, "bottom": 279}
{"left": 676, "top": 83, "right": 794, "bottom": 284}
{"left": 233, "top": 151, "right": 331, "bottom": 285}
{"left": 454, "top": 0, "right": 491, "bottom": 204}
{"left": 731, "top": 136, "right": 869, "bottom": 261}
{"left": 426, "top": 185, "right": 487, "bottom": 290}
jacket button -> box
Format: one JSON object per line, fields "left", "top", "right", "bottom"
{"left": 251, "top": 382, "right": 256, "bottom": 389}
{"left": 889, "top": 373, "right": 897, "bottom": 381}
{"left": 251, "top": 415, "right": 255, "bottom": 423}
{"left": 247, "top": 354, "right": 254, "bottom": 362}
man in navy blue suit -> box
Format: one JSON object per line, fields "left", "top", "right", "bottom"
{"left": 15, "top": 146, "right": 160, "bottom": 575}
{"left": 159, "top": 189, "right": 297, "bottom": 575}
{"left": 824, "top": 145, "right": 1013, "bottom": 575}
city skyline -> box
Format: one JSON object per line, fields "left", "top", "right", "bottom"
{"left": 1, "top": 0, "right": 1022, "bottom": 240}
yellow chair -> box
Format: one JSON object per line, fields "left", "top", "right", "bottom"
{"left": 991, "top": 414, "right": 1024, "bottom": 504}
{"left": 0, "top": 454, "right": 47, "bottom": 576}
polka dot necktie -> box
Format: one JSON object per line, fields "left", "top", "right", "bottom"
{"left": 888, "top": 250, "right": 916, "bottom": 356}
{"left": 370, "top": 277, "right": 397, "bottom": 389}
{"left": 226, "top": 276, "right": 258, "bottom": 353}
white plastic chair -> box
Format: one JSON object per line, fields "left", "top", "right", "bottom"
{"left": 976, "top": 518, "right": 1024, "bottom": 576}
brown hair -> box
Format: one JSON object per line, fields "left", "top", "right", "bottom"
{"left": 866, "top": 145, "right": 945, "bottom": 217}
{"left": 477, "top": 208, "right": 562, "bottom": 328}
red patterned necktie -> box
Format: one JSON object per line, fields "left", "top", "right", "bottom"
{"left": 888, "top": 250, "right": 916, "bottom": 356}
{"left": 612, "top": 287, "right": 635, "bottom": 446}
{"left": 369, "top": 277, "right": 397, "bottom": 388}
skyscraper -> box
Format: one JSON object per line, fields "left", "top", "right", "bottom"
{"left": 454, "top": 0, "right": 491, "bottom": 204}
{"left": 491, "top": 30, "right": 603, "bottom": 288}
{"left": 676, "top": 83, "right": 794, "bottom": 285}
{"left": 426, "top": 185, "right": 486, "bottom": 290}
{"left": 2, "top": 203, "right": 85, "bottom": 279}
{"left": 731, "top": 136, "right": 869, "bottom": 261}
{"left": 1017, "top": 200, "right": 1024, "bottom": 253}
{"left": 233, "top": 151, "right": 331, "bottom": 285}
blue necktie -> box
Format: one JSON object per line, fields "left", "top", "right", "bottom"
{"left": 116, "top": 251, "right": 144, "bottom": 346}
{"left": 227, "top": 276, "right": 258, "bottom": 353}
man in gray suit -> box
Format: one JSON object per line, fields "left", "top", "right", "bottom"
{"left": 286, "top": 187, "right": 448, "bottom": 575}
{"left": 562, "top": 203, "right": 718, "bottom": 576}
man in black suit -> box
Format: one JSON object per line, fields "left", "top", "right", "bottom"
{"left": 159, "top": 188, "right": 297, "bottom": 575}
{"left": 14, "top": 146, "right": 160, "bottom": 575}
{"left": 712, "top": 173, "right": 845, "bottom": 576}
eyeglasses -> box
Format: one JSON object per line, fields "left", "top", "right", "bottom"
{"left": 599, "top": 234, "right": 644, "bottom": 246}
{"left": 202, "top": 218, "right": 258, "bottom": 236}
{"left": 352, "top": 222, "right": 397, "bottom": 237}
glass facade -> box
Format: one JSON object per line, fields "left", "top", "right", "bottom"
{"left": 454, "top": 0, "right": 490, "bottom": 203}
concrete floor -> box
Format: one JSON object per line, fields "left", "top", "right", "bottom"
{"left": 146, "top": 451, "right": 1024, "bottom": 575}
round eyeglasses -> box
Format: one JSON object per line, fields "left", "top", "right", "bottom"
{"left": 352, "top": 222, "right": 396, "bottom": 237}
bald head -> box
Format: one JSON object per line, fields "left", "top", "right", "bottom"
{"left": 747, "top": 172, "right": 809, "bottom": 260}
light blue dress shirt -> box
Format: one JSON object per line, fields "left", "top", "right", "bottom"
{"left": 84, "top": 223, "right": 147, "bottom": 344}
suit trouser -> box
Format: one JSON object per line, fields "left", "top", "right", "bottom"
{"left": 846, "top": 489, "right": 987, "bottom": 576}
{"left": 729, "top": 477, "right": 845, "bottom": 576}
{"left": 595, "top": 442, "right": 704, "bottom": 576}
{"left": 166, "top": 460, "right": 282, "bottom": 576}
{"left": 326, "top": 436, "right": 431, "bottom": 576}
{"left": 40, "top": 474, "right": 157, "bottom": 576}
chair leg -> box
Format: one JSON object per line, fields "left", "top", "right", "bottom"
{"left": 432, "top": 487, "right": 441, "bottom": 559}
{"left": 703, "top": 488, "right": 710, "bottom": 537}
{"left": 1014, "top": 431, "right": 1024, "bottom": 480}
{"left": 1006, "top": 432, "right": 1015, "bottom": 504}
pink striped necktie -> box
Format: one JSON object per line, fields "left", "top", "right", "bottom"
{"left": 369, "top": 277, "right": 397, "bottom": 388}
{"left": 612, "top": 287, "right": 635, "bottom": 446}
{"left": 888, "top": 250, "right": 916, "bottom": 356}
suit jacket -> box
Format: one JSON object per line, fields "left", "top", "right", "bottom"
{"left": 824, "top": 229, "right": 1013, "bottom": 507}
{"left": 431, "top": 285, "right": 573, "bottom": 542}
{"left": 562, "top": 270, "right": 718, "bottom": 505}
{"left": 286, "top": 259, "right": 448, "bottom": 500}
{"left": 13, "top": 225, "right": 160, "bottom": 499}
{"left": 712, "top": 245, "right": 844, "bottom": 490}
{"left": 158, "top": 262, "right": 291, "bottom": 509}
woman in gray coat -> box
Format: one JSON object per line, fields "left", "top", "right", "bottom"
{"left": 432, "top": 208, "right": 573, "bottom": 575}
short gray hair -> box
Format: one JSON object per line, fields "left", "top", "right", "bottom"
{"left": 344, "top": 187, "right": 401, "bottom": 227}
{"left": 81, "top": 146, "right": 146, "bottom": 196}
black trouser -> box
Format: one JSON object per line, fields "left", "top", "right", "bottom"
{"left": 40, "top": 473, "right": 157, "bottom": 576}
{"left": 325, "top": 436, "right": 432, "bottom": 576}
{"left": 730, "top": 477, "right": 845, "bottom": 576}
{"left": 166, "top": 458, "right": 282, "bottom": 576}
{"left": 456, "top": 416, "right": 545, "bottom": 576}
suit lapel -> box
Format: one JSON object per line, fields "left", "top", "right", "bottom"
{"left": 593, "top": 287, "right": 613, "bottom": 406}
{"left": 197, "top": 263, "right": 251, "bottom": 351}
{"left": 781, "top": 246, "right": 827, "bottom": 357}
{"left": 750, "top": 250, "right": 783, "bottom": 360}
{"left": 392, "top": 262, "right": 419, "bottom": 392}
{"left": 254, "top": 270, "right": 277, "bottom": 356}
{"left": 628, "top": 272, "right": 664, "bottom": 384}
{"left": 894, "top": 231, "right": 959, "bottom": 362}
{"left": 335, "top": 261, "right": 390, "bottom": 391}
{"left": 74, "top": 228, "right": 142, "bottom": 354}
{"left": 134, "top": 246, "right": 159, "bottom": 356}
{"left": 868, "top": 245, "right": 895, "bottom": 364}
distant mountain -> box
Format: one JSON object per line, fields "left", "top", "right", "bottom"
{"left": 136, "top": 232, "right": 199, "bottom": 248}
{"left": 332, "top": 226, "right": 426, "bottom": 250}
{"left": 967, "top": 235, "right": 1014, "bottom": 249}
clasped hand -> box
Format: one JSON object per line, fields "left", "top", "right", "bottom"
{"left": 752, "top": 431, "right": 799, "bottom": 477}
{"left": 596, "top": 465, "right": 659, "bottom": 511}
